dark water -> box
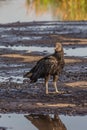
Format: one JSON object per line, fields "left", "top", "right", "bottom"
{"left": 0, "top": 114, "right": 87, "bottom": 130}
{"left": 0, "top": 0, "right": 87, "bottom": 23}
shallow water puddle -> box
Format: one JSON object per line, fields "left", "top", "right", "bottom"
{"left": 64, "top": 47, "right": 87, "bottom": 57}
{"left": 0, "top": 114, "right": 36, "bottom": 130}
{"left": 0, "top": 114, "right": 87, "bottom": 130}
{"left": 0, "top": 76, "right": 23, "bottom": 83}
{"left": 0, "top": 34, "right": 42, "bottom": 41}
{"left": 0, "top": 45, "right": 87, "bottom": 57}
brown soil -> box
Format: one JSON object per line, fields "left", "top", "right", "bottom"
{"left": 0, "top": 21, "right": 87, "bottom": 115}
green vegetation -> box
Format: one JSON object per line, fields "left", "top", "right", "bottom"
{"left": 26, "top": 0, "right": 87, "bottom": 20}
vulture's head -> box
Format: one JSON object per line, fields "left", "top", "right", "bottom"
{"left": 55, "top": 42, "right": 63, "bottom": 52}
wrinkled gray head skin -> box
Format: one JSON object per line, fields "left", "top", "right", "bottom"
{"left": 55, "top": 42, "right": 63, "bottom": 52}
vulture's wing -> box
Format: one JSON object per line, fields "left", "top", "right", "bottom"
{"left": 34, "top": 55, "right": 59, "bottom": 75}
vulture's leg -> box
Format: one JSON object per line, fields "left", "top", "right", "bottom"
{"left": 45, "top": 75, "right": 50, "bottom": 94}
{"left": 53, "top": 75, "right": 59, "bottom": 93}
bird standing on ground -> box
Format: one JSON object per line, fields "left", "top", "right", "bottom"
{"left": 24, "top": 42, "right": 65, "bottom": 94}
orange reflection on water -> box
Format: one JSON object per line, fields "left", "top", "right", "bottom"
{"left": 25, "top": 0, "right": 87, "bottom": 21}
{"left": 0, "top": 0, "right": 87, "bottom": 23}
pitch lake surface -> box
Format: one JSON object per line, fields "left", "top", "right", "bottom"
{"left": 0, "top": 1, "right": 87, "bottom": 126}
{"left": 0, "top": 0, "right": 87, "bottom": 128}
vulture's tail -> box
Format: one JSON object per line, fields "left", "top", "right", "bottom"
{"left": 23, "top": 72, "right": 32, "bottom": 78}
{"left": 23, "top": 71, "right": 38, "bottom": 83}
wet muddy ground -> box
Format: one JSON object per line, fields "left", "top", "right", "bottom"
{"left": 0, "top": 21, "right": 87, "bottom": 115}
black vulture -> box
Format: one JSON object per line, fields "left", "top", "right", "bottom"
{"left": 24, "top": 42, "right": 65, "bottom": 94}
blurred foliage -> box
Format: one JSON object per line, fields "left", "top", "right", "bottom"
{"left": 25, "top": 0, "right": 87, "bottom": 20}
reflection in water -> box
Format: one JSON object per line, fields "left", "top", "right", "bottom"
{"left": 0, "top": 127, "right": 6, "bottom": 130}
{"left": 25, "top": 114, "right": 67, "bottom": 130}
{"left": 0, "top": 0, "right": 87, "bottom": 23}
{"left": 0, "top": 114, "right": 87, "bottom": 130}
{"left": 25, "top": 0, "right": 87, "bottom": 21}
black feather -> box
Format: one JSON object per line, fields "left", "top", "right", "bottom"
{"left": 24, "top": 42, "right": 65, "bottom": 83}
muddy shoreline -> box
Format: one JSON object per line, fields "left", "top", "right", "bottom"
{"left": 0, "top": 21, "right": 87, "bottom": 115}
